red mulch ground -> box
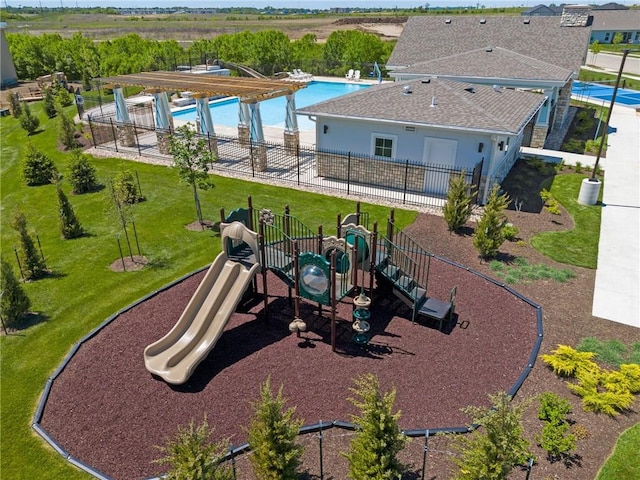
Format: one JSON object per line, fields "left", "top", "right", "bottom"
{"left": 39, "top": 160, "right": 640, "bottom": 480}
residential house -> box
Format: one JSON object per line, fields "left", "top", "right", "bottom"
{"left": 520, "top": 4, "right": 564, "bottom": 16}
{"left": 590, "top": 9, "right": 640, "bottom": 44}
{"left": 297, "top": 78, "right": 544, "bottom": 203}
{"left": 385, "top": 10, "right": 592, "bottom": 146}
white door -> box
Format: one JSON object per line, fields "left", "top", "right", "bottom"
{"left": 422, "top": 137, "right": 458, "bottom": 194}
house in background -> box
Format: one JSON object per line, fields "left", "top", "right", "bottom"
{"left": 0, "top": 22, "right": 18, "bottom": 88}
{"left": 385, "top": 10, "right": 592, "bottom": 148}
{"left": 520, "top": 4, "right": 564, "bottom": 16}
{"left": 590, "top": 9, "right": 640, "bottom": 44}
{"left": 297, "top": 78, "right": 544, "bottom": 203}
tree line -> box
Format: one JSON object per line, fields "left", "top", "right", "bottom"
{"left": 6, "top": 30, "right": 394, "bottom": 84}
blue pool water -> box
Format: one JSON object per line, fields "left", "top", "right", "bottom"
{"left": 572, "top": 81, "right": 640, "bottom": 108}
{"left": 172, "top": 81, "right": 370, "bottom": 130}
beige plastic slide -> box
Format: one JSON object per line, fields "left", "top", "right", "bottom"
{"left": 144, "top": 222, "right": 260, "bottom": 385}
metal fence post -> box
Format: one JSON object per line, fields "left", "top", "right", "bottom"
{"left": 296, "top": 143, "right": 300, "bottom": 186}
{"left": 421, "top": 429, "right": 429, "bottom": 480}
{"left": 403, "top": 159, "right": 410, "bottom": 205}
{"left": 318, "top": 421, "right": 324, "bottom": 480}
{"left": 87, "top": 116, "right": 97, "bottom": 147}
{"left": 347, "top": 152, "right": 351, "bottom": 196}
{"left": 109, "top": 118, "right": 118, "bottom": 153}
{"left": 132, "top": 120, "right": 142, "bottom": 156}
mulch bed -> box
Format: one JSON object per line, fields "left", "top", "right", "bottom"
{"left": 39, "top": 160, "right": 640, "bottom": 480}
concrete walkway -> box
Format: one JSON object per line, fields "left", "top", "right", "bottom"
{"left": 524, "top": 105, "right": 640, "bottom": 328}
{"left": 592, "top": 105, "right": 640, "bottom": 328}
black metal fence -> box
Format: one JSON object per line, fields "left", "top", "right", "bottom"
{"left": 86, "top": 113, "right": 483, "bottom": 211}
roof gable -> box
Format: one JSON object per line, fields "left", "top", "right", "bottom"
{"left": 297, "top": 78, "right": 545, "bottom": 135}
{"left": 387, "top": 16, "right": 590, "bottom": 73}
{"left": 394, "top": 46, "right": 573, "bottom": 83}
{"left": 590, "top": 10, "right": 640, "bottom": 30}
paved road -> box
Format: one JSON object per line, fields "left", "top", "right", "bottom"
{"left": 589, "top": 51, "right": 640, "bottom": 76}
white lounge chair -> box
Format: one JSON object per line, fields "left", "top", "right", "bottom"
{"left": 353, "top": 70, "right": 361, "bottom": 82}
{"left": 345, "top": 69, "right": 354, "bottom": 80}
{"left": 294, "top": 69, "right": 313, "bottom": 81}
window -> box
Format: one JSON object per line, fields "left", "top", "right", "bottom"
{"left": 605, "top": 32, "right": 611, "bottom": 42}
{"left": 371, "top": 134, "right": 397, "bottom": 158}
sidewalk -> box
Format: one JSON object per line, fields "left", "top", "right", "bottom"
{"left": 592, "top": 105, "right": 640, "bottom": 328}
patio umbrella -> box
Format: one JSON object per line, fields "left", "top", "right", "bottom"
{"left": 114, "top": 87, "right": 131, "bottom": 124}
{"left": 153, "top": 92, "right": 170, "bottom": 130}
{"left": 249, "top": 102, "right": 264, "bottom": 143}
{"left": 284, "top": 93, "right": 298, "bottom": 132}
{"left": 196, "top": 97, "right": 215, "bottom": 136}
{"left": 238, "top": 101, "right": 250, "bottom": 126}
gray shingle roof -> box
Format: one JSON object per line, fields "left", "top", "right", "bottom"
{"left": 387, "top": 15, "right": 591, "bottom": 73}
{"left": 590, "top": 10, "right": 640, "bottom": 31}
{"left": 297, "top": 78, "right": 545, "bottom": 135}
{"left": 394, "top": 46, "right": 573, "bottom": 83}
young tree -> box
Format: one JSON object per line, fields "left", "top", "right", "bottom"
{"left": 612, "top": 32, "right": 624, "bottom": 46}
{"left": 23, "top": 144, "right": 58, "bottom": 186}
{"left": 0, "top": 257, "right": 31, "bottom": 329}
{"left": 43, "top": 88, "right": 57, "bottom": 118}
{"left": 68, "top": 149, "right": 100, "bottom": 194}
{"left": 9, "top": 92, "right": 22, "bottom": 117}
{"left": 472, "top": 185, "right": 509, "bottom": 259}
{"left": 343, "top": 373, "right": 407, "bottom": 480}
{"left": 451, "top": 392, "right": 532, "bottom": 480}
{"left": 443, "top": 170, "right": 476, "bottom": 232}
{"left": 19, "top": 101, "right": 40, "bottom": 136}
{"left": 589, "top": 40, "right": 602, "bottom": 64}
{"left": 169, "top": 124, "right": 216, "bottom": 227}
{"left": 155, "top": 417, "right": 233, "bottom": 480}
{"left": 56, "top": 183, "right": 84, "bottom": 239}
{"left": 58, "top": 107, "right": 79, "bottom": 150}
{"left": 247, "top": 377, "right": 303, "bottom": 480}
{"left": 11, "top": 211, "right": 47, "bottom": 280}
{"left": 112, "top": 167, "right": 143, "bottom": 204}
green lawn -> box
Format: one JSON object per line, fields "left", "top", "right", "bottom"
{"left": 596, "top": 423, "right": 640, "bottom": 480}
{"left": 530, "top": 174, "right": 602, "bottom": 269}
{"left": 0, "top": 104, "right": 415, "bottom": 479}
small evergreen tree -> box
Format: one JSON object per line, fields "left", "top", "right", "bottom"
{"left": 68, "top": 149, "right": 99, "bottom": 194}
{"left": 155, "top": 417, "right": 233, "bottom": 480}
{"left": 11, "top": 211, "right": 47, "bottom": 280}
{"left": 536, "top": 392, "right": 576, "bottom": 461}
{"left": 169, "top": 124, "right": 216, "bottom": 227}
{"left": 112, "top": 167, "right": 143, "bottom": 204}
{"left": 58, "top": 107, "right": 79, "bottom": 150}
{"left": 451, "top": 392, "right": 532, "bottom": 480}
{"left": 247, "top": 377, "right": 303, "bottom": 480}
{"left": 43, "top": 88, "right": 57, "bottom": 118}
{"left": 343, "top": 373, "right": 407, "bottom": 480}
{"left": 56, "top": 85, "right": 74, "bottom": 107}
{"left": 473, "top": 185, "right": 510, "bottom": 259}
{"left": 23, "top": 144, "right": 58, "bottom": 186}
{"left": 56, "top": 183, "right": 84, "bottom": 239}
{"left": 443, "top": 170, "right": 476, "bottom": 232}
{"left": 19, "top": 102, "right": 40, "bottom": 136}
{"left": 0, "top": 257, "right": 31, "bottom": 328}
{"left": 9, "top": 92, "right": 22, "bottom": 117}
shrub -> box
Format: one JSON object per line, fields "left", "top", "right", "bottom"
{"left": 538, "top": 392, "right": 572, "bottom": 423}
{"left": 9, "top": 92, "right": 22, "bottom": 117}
{"left": 451, "top": 392, "right": 532, "bottom": 480}
{"left": 541, "top": 345, "right": 598, "bottom": 377}
{"left": 443, "top": 170, "right": 476, "bottom": 232}
{"left": 247, "top": 377, "right": 303, "bottom": 480}
{"left": 0, "top": 257, "right": 31, "bottom": 328}
{"left": 58, "top": 107, "right": 79, "bottom": 150}
{"left": 574, "top": 161, "right": 583, "bottom": 173}
{"left": 68, "top": 150, "right": 99, "bottom": 194}
{"left": 473, "top": 185, "right": 509, "bottom": 259}
{"left": 56, "top": 86, "right": 74, "bottom": 107}
{"left": 112, "top": 168, "right": 143, "bottom": 204}
{"left": 23, "top": 144, "right": 58, "bottom": 186}
{"left": 343, "top": 373, "right": 407, "bottom": 480}
{"left": 56, "top": 183, "right": 84, "bottom": 239}
{"left": 154, "top": 417, "right": 233, "bottom": 480}
{"left": 43, "top": 88, "right": 57, "bottom": 118}
{"left": 11, "top": 210, "right": 47, "bottom": 280}
{"left": 502, "top": 223, "right": 519, "bottom": 241}
{"left": 538, "top": 421, "right": 576, "bottom": 460}
{"left": 19, "top": 102, "right": 40, "bottom": 136}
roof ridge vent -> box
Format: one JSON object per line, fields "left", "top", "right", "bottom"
{"left": 523, "top": 18, "right": 531, "bottom": 24}
{"left": 485, "top": 47, "right": 493, "bottom": 52}
{"left": 445, "top": 18, "right": 451, "bottom": 24}
{"left": 403, "top": 84, "right": 413, "bottom": 95}
{"left": 492, "top": 84, "right": 500, "bottom": 92}
{"left": 465, "top": 87, "right": 475, "bottom": 93}
{"left": 430, "top": 96, "right": 437, "bottom": 107}
{"left": 421, "top": 79, "right": 431, "bottom": 84}
{"left": 480, "top": 18, "right": 486, "bottom": 24}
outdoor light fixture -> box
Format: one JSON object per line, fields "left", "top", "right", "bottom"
{"left": 323, "top": 125, "right": 328, "bottom": 134}
{"left": 498, "top": 141, "right": 505, "bottom": 151}
{"left": 478, "top": 142, "right": 484, "bottom": 153}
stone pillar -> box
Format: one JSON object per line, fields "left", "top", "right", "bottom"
{"left": 118, "top": 125, "right": 135, "bottom": 147}
{"left": 553, "top": 82, "right": 572, "bottom": 131}
{"left": 284, "top": 130, "right": 300, "bottom": 154}
{"left": 156, "top": 130, "right": 171, "bottom": 155}
{"left": 530, "top": 125, "right": 548, "bottom": 148}
{"left": 207, "top": 136, "right": 219, "bottom": 158}
{"left": 238, "top": 124, "right": 250, "bottom": 146}
{"left": 251, "top": 145, "right": 267, "bottom": 172}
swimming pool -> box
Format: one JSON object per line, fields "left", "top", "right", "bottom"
{"left": 572, "top": 81, "right": 640, "bottom": 108}
{"left": 172, "top": 81, "right": 370, "bottom": 130}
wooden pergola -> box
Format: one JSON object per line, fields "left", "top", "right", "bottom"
{"left": 98, "top": 71, "right": 307, "bottom": 103}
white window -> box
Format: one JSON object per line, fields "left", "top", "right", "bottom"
{"left": 371, "top": 133, "right": 397, "bottom": 158}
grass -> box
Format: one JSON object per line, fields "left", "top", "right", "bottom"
{"left": 489, "top": 257, "right": 576, "bottom": 285}
{"left": 577, "top": 337, "right": 640, "bottom": 368}
{"left": 596, "top": 423, "right": 640, "bottom": 480}
{"left": 0, "top": 103, "right": 416, "bottom": 479}
{"left": 530, "top": 174, "right": 602, "bottom": 269}
{"left": 578, "top": 68, "right": 640, "bottom": 91}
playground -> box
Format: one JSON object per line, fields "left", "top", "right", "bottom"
{"left": 37, "top": 203, "right": 541, "bottom": 480}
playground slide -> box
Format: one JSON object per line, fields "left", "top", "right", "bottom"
{"left": 144, "top": 253, "right": 260, "bottom": 385}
